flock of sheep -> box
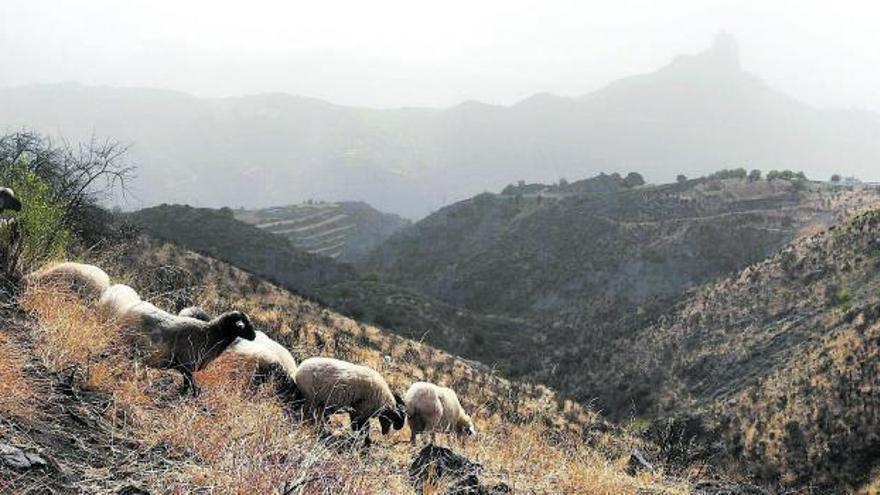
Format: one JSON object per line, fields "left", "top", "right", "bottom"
{"left": 26, "top": 261, "right": 477, "bottom": 447}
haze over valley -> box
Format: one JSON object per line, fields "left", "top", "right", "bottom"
{"left": 2, "top": 34, "right": 880, "bottom": 217}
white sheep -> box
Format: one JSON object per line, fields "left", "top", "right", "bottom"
{"left": 0, "top": 187, "right": 21, "bottom": 212}
{"left": 97, "top": 283, "right": 142, "bottom": 318}
{"left": 26, "top": 262, "right": 112, "bottom": 302}
{"left": 118, "top": 302, "right": 257, "bottom": 395}
{"left": 294, "top": 357, "right": 405, "bottom": 445}
{"left": 404, "top": 381, "right": 475, "bottom": 444}
{"left": 229, "top": 330, "right": 300, "bottom": 403}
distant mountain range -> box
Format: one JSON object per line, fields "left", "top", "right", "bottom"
{"left": 2, "top": 34, "right": 879, "bottom": 217}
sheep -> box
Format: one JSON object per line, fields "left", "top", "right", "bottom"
{"left": 0, "top": 187, "right": 21, "bottom": 212}
{"left": 229, "top": 330, "right": 300, "bottom": 405}
{"left": 97, "top": 283, "right": 142, "bottom": 318}
{"left": 404, "top": 382, "right": 475, "bottom": 445}
{"left": 294, "top": 357, "right": 405, "bottom": 445}
{"left": 26, "top": 262, "right": 111, "bottom": 302}
{"left": 178, "top": 306, "right": 211, "bottom": 321}
{"left": 118, "top": 303, "right": 257, "bottom": 395}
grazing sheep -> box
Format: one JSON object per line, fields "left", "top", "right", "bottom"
{"left": 404, "top": 382, "right": 475, "bottom": 444}
{"left": 97, "top": 284, "right": 142, "bottom": 318}
{"left": 119, "top": 304, "right": 257, "bottom": 395}
{"left": 229, "top": 331, "right": 300, "bottom": 404}
{"left": 26, "top": 262, "right": 111, "bottom": 302}
{"left": 294, "top": 357, "right": 405, "bottom": 445}
{"left": 0, "top": 187, "right": 21, "bottom": 212}
{"left": 178, "top": 306, "right": 211, "bottom": 321}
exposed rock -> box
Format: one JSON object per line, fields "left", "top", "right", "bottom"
{"left": 0, "top": 442, "right": 47, "bottom": 471}
{"left": 626, "top": 449, "right": 655, "bottom": 475}
{"left": 409, "top": 445, "right": 510, "bottom": 495}
{"left": 693, "top": 480, "right": 769, "bottom": 495}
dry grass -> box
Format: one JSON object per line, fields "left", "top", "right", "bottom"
{"left": 0, "top": 332, "right": 36, "bottom": 418}
{"left": 16, "top": 263, "right": 688, "bottom": 494}
{"left": 20, "top": 283, "right": 117, "bottom": 371}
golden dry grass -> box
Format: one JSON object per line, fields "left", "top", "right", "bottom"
{"left": 20, "top": 283, "right": 116, "bottom": 371}
{"left": 0, "top": 332, "right": 36, "bottom": 418}
{"left": 17, "top": 269, "right": 688, "bottom": 494}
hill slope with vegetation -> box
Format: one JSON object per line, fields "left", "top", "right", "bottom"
{"left": 234, "top": 201, "right": 410, "bottom": 262}
{"left": 363, "top": 173, "right": 879, "bottom": 407}
{"left": 585, "top": 208, "right": 880, "bottom": 492}
{"left": 128, "top": 204, "right": 356, "bottom": 291}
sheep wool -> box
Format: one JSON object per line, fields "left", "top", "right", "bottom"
{"left": 295, "top": 357, "right": 405, "bottom": 443}
{"left": 404, "top": 381, "right": 475, "bottom": 444}
{"left": 97, "top": 284, "right": 142, "bottom": 318}
{"left": 230, "top": 331, "right": 300, "bottom": 402}
{"left": 27, "top": 262, "right": 112, "bottom": 302}
{"left": 230, "top": 331, "right": 298, "bottom": 381}
{"left": 178, "top": 306, "right": 211, "bottom": 321}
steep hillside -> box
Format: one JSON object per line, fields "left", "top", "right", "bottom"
{"left": 128, "top": 204, "right": 356, "bottom": 291}
{"left": 366, "top": 175, "right": 876, "bottom": 333}
{"left": 3, "top": 35, "right": 879, "bottom": 216}
{"left": 234, "top": 201, "right": 410, "bottom": 262}
{"left": 313, "top": 281, "right": 542, "bottom": 376}
{"left": 0, "top": 238, "right": 698, "bottom": 494}
{"left": 590, "top": 209, "right": 880, "bottom": 492}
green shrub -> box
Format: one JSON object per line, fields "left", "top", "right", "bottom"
{"left": 836, "top": 287, "right": 853, "bottom": 312}
{"left": 0, "top": 157, "right": 70, "bottom": 270}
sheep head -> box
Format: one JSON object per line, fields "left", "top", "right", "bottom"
{"left": 0, "top": 187, "right": 21, "bottom": 212}
{"left": 456, "top": 414, "right": 476, "bottom": 438}
{"left": 378, "top": 392, "right": 407, "bottom": 434}
{"left": 216, "top": 311, "right": 256, "bottom": 341}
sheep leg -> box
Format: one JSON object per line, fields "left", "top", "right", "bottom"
{"left": 179, "top": 369, "right": 200, "bottom": 397}
{"left": 409, "top": 416, "right": 425, "bottom": 445}
{"left": 350, "top": 415, "right": 371, "bottom": 446}
{"left": 310, "top": 404, "right": 332, "bottom": 437}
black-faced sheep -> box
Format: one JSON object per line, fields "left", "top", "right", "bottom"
{"left": 26, "top": 262, "right": 112, "bottom": 302}
{"left": 0, "top": 187, "right": 21, "bottom": 212}
{"left": 294, "top": 357, "right": 405, "bottom": 445}
{"left": 119, "top": 303, "right": 256, "bottom": 394}
{"left": 404, "top": 382, "right": 475, "bottom": 444}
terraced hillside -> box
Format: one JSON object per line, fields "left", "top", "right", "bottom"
{"left": 128, "top": 204, "right": 356, "bottom": 291}
{"left": 588, "top": 208, "right": 880, "bottom": 492}
{"left": 234, "top": 201, "right": 410, "bottom": 262}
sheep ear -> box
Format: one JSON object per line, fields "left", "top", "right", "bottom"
{"left": 393, "top": 392, "right": 404, "bottom": 406}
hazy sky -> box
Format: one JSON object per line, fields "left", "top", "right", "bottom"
{"left": 2, "top": 0, "right": 879, "bottom": 110}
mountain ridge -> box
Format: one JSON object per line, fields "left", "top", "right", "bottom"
{"left": 3, "top": 37, "right": 879, "bottom": 216}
